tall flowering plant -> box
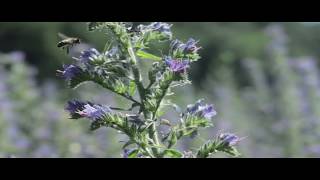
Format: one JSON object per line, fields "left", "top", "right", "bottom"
{"left": 57, "top": 22, "right": 242, "bottom": 158}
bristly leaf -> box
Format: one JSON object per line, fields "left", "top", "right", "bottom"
{"left": 68, "top": 70, "right": 91, "bottom": 89}
{"left": 127, "top": 149, "right": 140, "bottom": 158}
{"left": 162, "top": 149, "right": 183, "bottom": 158}
{"left": 136, "top": 50, "right": 162, "bottom": 61}
{"left": 128, "top": 80, "right": 137, "bottom": 96}
{"left": 90, "top": 119, "right": 106, "bottom": 131}
{"left": 196, "top": 137, "right": 241, "bottom": 158}
{"left": 122, "top": 140, "right": 135, "bottom": 149}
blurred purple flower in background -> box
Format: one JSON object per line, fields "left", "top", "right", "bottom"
{"left": 8, "top": 51, "right": 25, "bottom": 62}
{"left": 15, "top": 137, "right": 31, "bottom": 149}
{"left": 33, "top": 144, "right": 57, "bottom": 158}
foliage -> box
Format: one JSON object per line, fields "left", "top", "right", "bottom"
{"left": 57, "top": 22, "right": 242, "bottom": 158}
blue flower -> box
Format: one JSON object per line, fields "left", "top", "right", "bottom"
{"left": 9, "top": 51, "right": 25, "bottom": 62}
{"left": 148, "top": 22, "right": 172, "bottom": 39}
{"left": 165, "top": 57, "right": 190, "bottom": 73}
{"left": 200, "top": 105, "right": 216, "bottom": 119}
{"left": 149, "top": 22, "right": 172, "bottom": 33}
{"left": 186, "top": 99, "right": 217, "bottom": 120}
{"left": 170, "top": 38, "right": 201, "bottom": 54}
{"left": 79, "top": 48, "right": 100, "bottom": 63}
{"left": 183, "top": 38, "right": 201, "bottom": 54}
{"left": 186, "top": 99, "right": 203, "bottom": 114}
{"left": 78, "top": 104, "right": 111, "bottom": 120}
{"left": 65, "top": 100, "right": 87, "bottom": 116}
{"left": 218, "top": 133, "right": 240, "bottom": 146}
{"left": 170, "top": 39, "right": 185, "bottom": 52}
{"left": 56, "top": 64, "right": 82, "bottom": 80}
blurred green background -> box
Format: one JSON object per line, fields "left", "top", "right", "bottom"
{"left": 1, "top": 22, "right": 320, "bottom": 157}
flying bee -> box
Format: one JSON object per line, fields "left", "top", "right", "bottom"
{"left": 57, "top": 33, "right": 81, "bottom": 54}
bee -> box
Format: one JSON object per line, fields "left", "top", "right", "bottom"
{"left": 57, "top": 33, "right": 81, "bottom": 54}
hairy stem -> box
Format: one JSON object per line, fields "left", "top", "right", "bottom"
{"left": 152, "top": 79, "right": 173, "bottom": 120}
{"left": 96, "top": 80, "right": 141, "bottom": 105}
{"left": 128, "top": 45, "right": 161, "bottom": 157}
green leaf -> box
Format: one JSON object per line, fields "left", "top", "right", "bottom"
{"left": 90, "top": 120, "right": 105, "bottom": 131}
{"left": 128, "top": 149, "right": 140, "bottom": 158}
{"left": 122, "top": 140, "right": 135, "bottom": 149}
{"left": 136, "top": 50, "right": 162, "bottom": 61}
{"left": 128, "top": 80, "right": 136, "bottom": 96}
{"left": 67, "top": 70, "right": 91, "bottom": 89}
{"left": 163, "top": 149, "right": 183, "bottom": 158}
{"left": 223, "top": 147, "right": 241, "bottom": 157}
{"left": 167, "top": 130, "right": 178, "bottom": 148}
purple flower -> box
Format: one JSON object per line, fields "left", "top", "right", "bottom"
{"left": 186, "top": 99, "right": 217, "bottom": 120}
{"left": 79, "top": 48, "right": 100, "bottom": 63}
{"left": 56, "top": 64, "right": 82, "bottom": 80}
{"left": 149, "top": 22, "right": 172, "bottom": 34}
{"left": 170, "top": 39, "right": 185, "bottom": 51}
{"left": 170, "top": 38, "right": 201, "bottom": 54}
{"left": 218, "top": 133, "right": 240, "bottom": 146}
{"left": 201, "top": 105, "right": 217, "bottom": 119}
{"left": 9, "top": 51, "right": 25, "bottom": 62}
{"left": 123, "top": 149, "right": 133, "bottom": 158}
{"left": 165, "top": 57, "right": 190, "bottom": 73}
{"left": 184, "top": 38, "right": 201, "bottom": 54}
{"left": 78, "top": 104, "right": 111, "bottom": 120}
{"left": 65, "top": 100, "right": 87, "bottom": 116}
{"left": 145, "top": 22, "right": 172, "bottom": 40}
{"left": 186, "top": 100, "right": 203, "bottom": 114}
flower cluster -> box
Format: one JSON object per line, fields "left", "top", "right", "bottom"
{"left": 65, "top": 100, "right": 87, "bottom": 116}
{"left": 171, "top": 38, "right": 201, "bottom": 54}
{"left": 78, "top": 104, "right": 111, "bottom": 120}
{"left": 137, "top": 22, "right": 173, "bottom": 44}
{"left": 218, "top": 133, "right": 241, "bottom": 147}
{"left": 57, "top": 22, "right": 241, "bottom": 158}
{"left": 56, "top": 65, "right": 82, "bottom": 80}
{"left": 170, "top": 38, "right": 201, "bottom": 61}
{"left": 79, "top": 48, "right": 100, "bottom": 64}
{"left": 165, "top": 57, "right": 190, "bottom": 74}
{"left": 185, "top": 99, "right": 217, "bottom": 120}
{"left": 65, "top": 100, "right": 111, "bottom": 121}
{"left": 147, "top": 22, "right": 172, "bottom": 38}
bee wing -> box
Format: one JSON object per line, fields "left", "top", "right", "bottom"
{"left": 58, "top": 32, "right": 70, "bottom": 39}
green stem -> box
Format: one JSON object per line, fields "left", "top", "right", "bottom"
{"left": 97, "top": 80, "right": 141, "bottom": 105}
{"left": 151, "top": 79, "right": 173, "bottom": 120}
{"left": 127, "top": 45, "right": 161, "bottom": 157}
{"left": 149, "top": 122, "right": 161, "bottom": 156}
